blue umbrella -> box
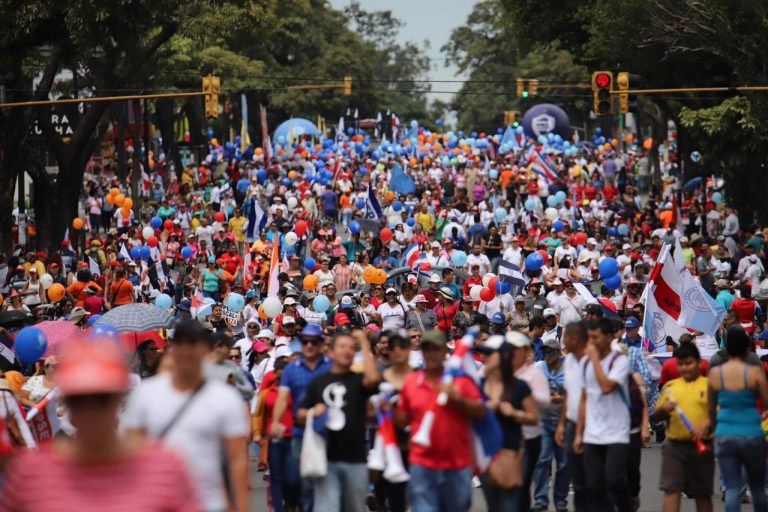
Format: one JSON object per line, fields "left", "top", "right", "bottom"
{"left": 273, "top": 118, "right": 320, "bottom": 144}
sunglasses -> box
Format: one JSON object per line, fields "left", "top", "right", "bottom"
{"left": 228, "top": 354, "right": 242, "bottom": 360}
{"left": 301, "top": 337, "right": 323, "bottom": 346}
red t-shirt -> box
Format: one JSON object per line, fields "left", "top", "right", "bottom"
{"left": 218, "top": 253, "right": 243, "bottom": 275}
{"left": 83, "top": 295, "right": 104, "bottom": 316}
{"left": 0, "top": 442, "right": 201, "bottom": 512}
{"left": 261, "top": 371, "right": 293, "bottom": 438}
{"left": 399, "top": 372, "right": 481, "bottom": 470}
{"left": 659, "top": 357, "right": 710, "bottom": 386}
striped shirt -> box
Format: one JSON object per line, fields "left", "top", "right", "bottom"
{"left": 0, "top": 443, "right": 201, "bottom": 512}
{"left": 332, "top": 263, "right": 354, "bottom": 290}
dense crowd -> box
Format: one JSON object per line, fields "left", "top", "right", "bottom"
{"left": 0, "top": 124, "right": 766, "bottom": 512}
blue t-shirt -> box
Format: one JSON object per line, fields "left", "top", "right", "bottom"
{"left": 322, "top": 190, "right": 338, "bottom": 212}
{"left": 279, "top": 356, "right": 332, "bottom": 436}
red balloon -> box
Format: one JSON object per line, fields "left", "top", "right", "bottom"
{"left": 488, "top": 276, "right": 499, "bottom": 292}
{"left": 147, "top": 236, "right": 159, "bottom": 248}
{"left": 164, "top": 219, "right": 174, "bottom": 231}
{"left": 575, "top": 232, "right": 587, "bottom": 246}
{"left": 295, "top": 220, "right": 308, "bottom": 237}
{"left": 214, "top": 212, "right": 225, "bottom": 223}
{"left": 380, "top": 228, "right": 393, "bottom": 243}
{"left": 183, "top": 132, "right": 191, "bottom": 143}
{"left": 537, "top": 249, "right": 549, "bottom": 264}
{"left": 479, "top": 287, "right": 495, "bottom": 302}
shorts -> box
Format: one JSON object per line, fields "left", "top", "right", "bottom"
{"left": 659, "top": 439, "right": 715, "bottom": 496}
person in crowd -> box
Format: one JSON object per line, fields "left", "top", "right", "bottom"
{"left": 406, "top": 294, "right": 438, "bottom": 332}
{"left": 135, "top": 339, "right": 161, "bottom": 379}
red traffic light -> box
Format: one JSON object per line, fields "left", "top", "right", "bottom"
{"left": 595, "top": 73, "right": 612, "bottom": 88}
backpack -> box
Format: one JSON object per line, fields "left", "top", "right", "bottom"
{"left": 584, "top": 352, "right": 643, "bottom": 429}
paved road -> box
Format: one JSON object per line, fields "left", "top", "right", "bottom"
{"left": 248, "top": 443, "right": 727, "bottom": 511}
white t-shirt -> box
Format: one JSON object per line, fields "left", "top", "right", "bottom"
{"left": 466, "top": 253, "right": 492, "bottom": 275}
{"left": 122, "top": 374, "right": 250, "bottom": 512}
{"left": 377, "top": 302, "right": 407, "bottom": 330}
{"left": 515, "top": 363, "right": 550, "bottom": 440}
{"left": 500, "top": 247, "right": 523, "bottom": 270}
{"left": 563, "top": 353, "right": 585, "bottom": 423}
{"left": 196, "top": 225, "right": 214, "bottom": 246}
{"left": 555, "top": 294, "right": 586, "bottom": 326}
{"left": 583, "top": 352, "right": 630, "bottom": 445}
{"left": 302, "top": 308, "right": 326, "bottom": 327}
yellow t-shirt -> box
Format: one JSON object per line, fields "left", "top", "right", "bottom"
{"left": 229, "top": 216, "right": 247, "bottom": 243}
{"left": 657, "top": 376, "right": 709, "bottom": 441}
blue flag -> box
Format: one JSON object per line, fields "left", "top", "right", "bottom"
{"left": 389, "top": 164, "right": 416, "bottom": 195}
{"left": 365, "top": 182, "right": 383, "bottom": 220}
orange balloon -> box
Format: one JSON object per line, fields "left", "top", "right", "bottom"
{"left": 611, "top": 138, "right": 619, "bottom": 148}
{"left": 363, "top": 265, "right": 376, "bottom": 284}
{"left": 47, "top": 283, "right": 65, "bottom": 302}
{"left": 375, "top": 269, "right": 387, "bottom": 284}
{"left": 110, "top": 188, "right": 120, "bottom": 196}
{"left": 105, "top": 194, "right": 115, "bottom": 206}
{"left": 643, "top": 138, "right": 653, "bottom": 150}
{"left": 255, "top": 147, "right": 263, "bottom": 156}
{"left": 71, "top": 218, "right": 84, "bottom": 230}
{"left": 409, "top": 158, "right": 417, "bottom": 166}
{"left": 121, "top": 206, "right": 131, "bottom": 218}
{"left": 303, "top": 274, "right": 319, "bottom": 290}
{"left": 453, "top": 148, "right": 460, "bottom": 156}
{"left": 258, "top": 304, "right": 267, "bottom": 321}
{"left": 603, "top": 143, "right": 612, "bottom": 151}
{"left": 384, "top": 191, "right": 395, "bottom": 202}
{"left": 288, "top": 170, "right": 297, "bottom": 180}
{"left": 624, "top": 133, "right": 634, "bottom": 144}
{"left": 123, "top": 197, "right": 134, "bottom": 210}
{"left": 423, "top": 157, "right": 431, "bottom": 166}
{"left": 114, "top": 194, "right": 125, "bottom": 207}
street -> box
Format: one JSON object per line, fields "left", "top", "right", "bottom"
{"left": 248, "top": 444, "right": 727, "bottom": 511}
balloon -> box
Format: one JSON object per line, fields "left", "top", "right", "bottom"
{"left": 287, "top": 197, "right": 298, "bottom": 209}
{"left": 114, "top": 194, "right": 125, "bottom": 207}
{"left": 196, "top": 304, "right": 212, "bottom": 320}
{"left": 262, "top": 297, "right": 283, "bottom": 318}
{"left": 181, "top": 246, "right": 193, "bottom": 260}
{"left": 538, "top": 250, "right": 550, "bottom": 266}
{"left": 553, "top": 220, "right": 564, "bottom": 232}
{"left": 90, "top": 323, "right": 120, "bottom": 342}
{"left": 489, "top": 169, "right": 499, "bottom": 180}
{"left": 295, "top": 220, "right": 308, "bottom": 237}
{"left": 47, "top": 283, "right": 65, "bottom": 302}
{"left": 121, "top": 206, "right": 132, "bottom": 218}
{"left": 617, "top": 224, "right": 630, "bottom": 236}
{"left": 110, "top": 187, "right": 120, "bottom": 196}
{"left": 525, "top": 198, "right": 537, "bottom": 212}
{"left": 406, "top": 217, "right": 415, "bottom": 227}
{"left": 545, "top": 207, "right": 559, "bottom": 221}
{"left": 469, "top": 285, "right": 483, "bottom": 301}
{"left": 604, "top": 274, "right": 622, "bottom": 290}
{"left": 140, "top": 246, "right": 152, "bottom": 261}
{"left": 123, "top": 198, "right": 133, "bottom": 210}
{"left": 86, "top": 314, "right": 101, "bottom": 328}
{"left": 39, "top": 273, "right": 53, "bottom": 288}
{"left": 690, "top": 151, "right": 701, "bottom": 163}
{"left": 384, "top": 191, "right": 395, "bottom": 202}
{"left": 487, "top": 276, "right": 500, "bottom": 292}
{"left": 495, "top": 208, "right": 507, "bottom": 222}
{"left": 451, "top": 250, "right": 468, "bottom": 267}
{"left": 154, "top": 293, "right": 172, "bottom": 310}
{"left": 214, "top": 212, "right": 225, "bottom": 223}
{"left": 284, "top": 232, "right": 298, "bottom": 246}
{"left": 105, "top": 195, "right": 115, "bottom": 206}
{"left": 356, "top": 199, "right": 365, "bottom": 209}
{"left": 374, "top": 269, "right": 387, "bottom": 284}
{"left": 150, "top": 216, "right": 163, "bottom": 230}
{"left": 392, "top": 201, "right": 402, "bottom": 212}
{"left": 304, "top": 257, "right": 317, "bottom": 271}
{"left": 164, "top": 219, "right": 175, "bottom": 231}
{"left": 525, "top": 252, "right": 544, "bottom": 271}
{"left": 347, "top": 221, "right": 361, "bottom": 236}
{"left": 643, "top": 138, "right": 653, "bottom": 150}
{"left": 313, "top": 295, "right": 330, "bottom": 313}
{"left": 712, "top": 192, "right": 723, "bottom": 204}
{"left": 575, "top": 232, "right": 587, "bottom": 245}
{"left": 225, "top": 293, "right": 245, "bottom": 313}
{"left": 495, "top": 279, "right": 512, "bottom": 295}
{"left": 146, "top": 236, "right": 159, "bottom": 248}
{"left": 547, "top": 195, "right": 559, "bottom": 207}
{"left": 555, "top": 191, "right": 566, "bottom": 204}
{"left": 599, "top": 257, "right": 619, "bottom": 279}
{"left": 304, "top": 274, "right": 319, "bottom": 290}
{"left": 14, "top": 327, "right": 47, "bottom": 364}
{"left": 482, "top": 273, "right": 497, "bottom": 288}
{"left": 380, "top": 228, "right": 393, "bottom": 243}
{"left": 72, "top": 218, "right": 84, "bottom": 230}
{"left": 362, "top": 266, "right": 376, "bottom": 284}
{"left": 479, "top": 287, "right": 495, "bottom": 302}
{"left": 257, "top": 305, "right": 268, "bottom": 321}
{"left": 142, "top": 226, "right": 154, "bottom": 239}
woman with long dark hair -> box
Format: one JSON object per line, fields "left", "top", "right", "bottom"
{"left": 135, "top": 340, "right": 161, "bottom": 379}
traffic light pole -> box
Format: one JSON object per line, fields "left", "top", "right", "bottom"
{"left": 609, "top": 86, "right": 768, "bottom": 95}
{"left": 0, "top": 91, "right": 206, "bottom": 109}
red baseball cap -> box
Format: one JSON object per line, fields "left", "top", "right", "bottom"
{"left": 604, "top": 245, "right": 614, "bottom": 252}
{"left": 334, "top": 313, "right": 351, "bottom": 326}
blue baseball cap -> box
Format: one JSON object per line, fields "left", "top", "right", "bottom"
{"left": 301, "top": 324, "right": 323, "bottom": 338}
{"left": 624, "top": 317, "right": 641, "bottom": 329}
{"left": 491, "top": 312, "right": 506, "bottom": 325}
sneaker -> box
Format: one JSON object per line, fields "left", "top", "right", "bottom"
{"left": 556, "top": 503, "right": 569, "bottom": 512}
{"left": 365, "top": 493, "right": 378, "bottom": 511}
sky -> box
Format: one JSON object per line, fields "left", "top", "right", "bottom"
{"left": 328, "top": 0, "right": 475, "bottom": 104}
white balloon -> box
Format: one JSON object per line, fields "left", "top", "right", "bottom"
{"left": 142, "top": 226, "right": 154, "bottom": 239}
{"left": 40, "top": 273, "right": 53, "bottom": 288}
{"left": 545, "top": 207, "right": 559, "bottom": 221}
{"left": 285, "top": 232, "right": 298, "bottom": 246}
{"left": 262, "top": 296, "right": 283, "bottom": 318}
{"left": 469, "top": 285, "right": 483, "bottom": 301}
{"left": 482, "top": 273, "right": 496, "bottom": 288}
{"left": 287, "top": 197, "right": 298, "bottom": 209}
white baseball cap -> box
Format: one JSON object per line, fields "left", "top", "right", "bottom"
{"left": 543, "top": 308, "right": 557, "bottom": 318}
{"left": 257, "top": 329, "right": 275, "bottom": 340}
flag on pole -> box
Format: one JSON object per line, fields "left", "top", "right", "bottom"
{"left": 246, "top": 200, "right": 268, "bottom": 242}
{"left": 337, "top": 116, "right": 345, "bottom": 142}
{"left": 375, "top": 111, "right": 382, "bottom": 138}
{"left": 267, "top": 235, "right": 280, "bottom": 297}
{"left": 497, "top": 260, "right": 526, "bottom": 295}
{"left": 642, "top": 244, "right": 687, "bottom": 350}
{"left": 240, "top": 94, "right": 251, "bottom": 152}
{"left": 88, "top": 256, "right": 101, "bottom": 277}
{"left": 365, "top": 181, "right": 384, "bottom": 220}
{"left": 526, "top": 148, "right": 558, "bottom": 184}
{"left": 119, "top": 244, "right": 131, "bottom": 261}
{"left": 259, "top": 104, "right": 271, "bottom": 165}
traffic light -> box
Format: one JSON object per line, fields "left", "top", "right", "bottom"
{"left": 592, "top": 71, "right": 613, "bottom": 115}
{"left": 503, "top": 110, "right": 521, "bottom": 127}
{"left": 516, "top": 79, "right": 539, "bottom": 98}
{"left": 616, "top": 72, "right": 629, "bottom": 114}
{"left": 202, "top": 74, "right": 220, "bottom": 119}
{"left": 343, "top": 76, "right": 352, "bottom": 96}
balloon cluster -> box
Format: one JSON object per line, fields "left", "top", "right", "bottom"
{"left": 599, "top": 257, "right": 622, "bottom": 290}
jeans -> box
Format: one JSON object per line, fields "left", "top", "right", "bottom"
{"left": 565, "top": 421, "right": 590, "bottom": 512}
{"left": 716, "top": 436, "right": 768, "bottom": 512}
{"left": 290, "top": 436, "right": 314, "bottom": 512}
{"left": 519, "top": 436, "right": 541, "bottom": 512}
{"left": 627, "top": 431, "right": 642, "bottom": 499}
{"left": 583, "top": 443, "right": 632, "bottom": 512}
{"left": 479, "top": 472, "right": 520, "bottom": 511}
{"left": 202, "top": 289, "right": 221, "bottom": 303}
{"left": 533, "top": 419, "right": 569, "bottom": 509}
{"left": 268, "top": 438, "right": 300, "bottom": 512}
{"left": 313, "top": 461, "right": 368, "bottom": 512}
{"left": 409, "top": 464, "right": 473, "bottom": 512}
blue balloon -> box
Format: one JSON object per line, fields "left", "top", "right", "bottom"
{"left": 140, "top": 246, "right": 152, "bottom": 261}
{"left": 712, "top": 192, "right": 723, "bottom": 204}
{"left": 406, "top": 217, "right": 415, "bottom": 227}
{"left": 86, "top": 314, "right": 101, "bottom": 327}
{"left": 553, "top": 220, "right": 564, "bottom": 232}
{"left": 90, "top": 323, "right": 120, "bottom": 342}
{"left": 207, "top": 128, "right": 214, "bottom": 139}
{"left": 617, "top": 224, "right": 630, "bottom": 236}
{"left": 150, "top": 216, "right": 162, "bottom": 230}
{"left": 495, "top": 279, "right": 512, "bottom": 295}
{"left": 489, "top": 169, "right": 499, "bottom": 180}
{"left": 196, "top": 305, "right": 212, "bottom": 321}
{"left": 495, "top": 208, "right": 507, "bottom": 222}
{"left": 451, "top": 250, "right": 468, "bottom": 267}
{"left": 595, "top": 127, "right": 603, "bottom": 136}
{"left": 14, "top": 327, "right": 47, "bottom": 364}
{"left": 607, "top": 227, "right": 618, "bottom": 237}
{"left": 599, "top": 257, "right": 619, "bottom": 279}
{"left": 547, "top": 196, "right": 559, "bottom": 207}
{"left": 525, "top": 252, "right": 544, "bottom": 271}
{"left": 155, "top": 293, "right": 172, "bottom": 310}
{"left": 225, "top": 292, "right": 245, "bottom": 313}
{"left": 304, "top": 257, "right": 317, "bottom": 271}
{"left": 555, "top": 191, "right": 567, "bottom": 204}
{"left": 392, "top": 201, "right": 402, "bottom": 212}
{"left": 181, "top": 246, "right": 193, "bottom": 260}
{"left": 349, "top": 221, "right": 361, "bottom": 235}
{"left": 604, "top": 274, "right": 622, "bottom": 290}
{"left": 525, "top": 198, "right": 537, "bottom": 212}
{"left": 356, "top": 199, "right": 365, "bottom": 209}
{"left": 130, "top": 246, "right": 141, "bottom": 260}
{"left": 313, "top": 295, "right": 330, "bottom": 313}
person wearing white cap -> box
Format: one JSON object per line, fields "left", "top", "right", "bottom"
{"left": 420, "top": 273, "right": 443, "bottom": 309}
{"left": 406, "top": 294, "right": 438, "bottom": 332}
{"left": 375, "top": 287, "right": 408, "bottom": 330}
{"left": 426, "top": 241, "right": 451, "bottom": 267}
{"left": 554, "top": 236, "right": 577, "bottom": 263}
{"left": 578, "top": 238, "right": 599, "bottom": 264}
{"left": 616, "top": 243, "right": 633, "bottom": 272}
{"left": 234, "top": 317, "right": 262, "bottom": 371}
{"left": 546, "top": 279, "right": 566, "bottom": 309}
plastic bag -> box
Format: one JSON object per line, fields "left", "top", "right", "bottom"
{"left": 300, "top": 409, "right": 328, "bottom": 478}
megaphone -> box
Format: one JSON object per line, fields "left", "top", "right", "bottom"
{"left": 367, "top": 432, "right": 386, "bottom": 471}
{"left": 412, "top": 409, "right": 435, "bottom": 447}
{"left": 383, "top": 443, "right": 409, "bottom": 483}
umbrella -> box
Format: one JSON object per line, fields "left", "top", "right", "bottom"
{"left": 120, "top": 330, "right": 166, "bottom": 352}
{"left": 683, "top": 176, "right": 703, "bottom": 192}
{"left": 0, "top": 310, "right": 33, "bottom": 328}
{"left": 34, "top": 320, "right": 84, "bottom": 357}
{"left": 95, "top": 304, "right": 174, "bottom": 332}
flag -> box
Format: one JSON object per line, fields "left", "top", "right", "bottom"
{"left": 190, "top": 289, "right": 206, "bottom": 317}
{"left": 365, "top": 182, "right": 384, "bottom": 220}
{"left": 259, "top": 104, "right": 271, "bottom": 165}
{"left": 119, "top": 244, "right": 131, "bottom": 261}
{"left": 88, "top": 256, "right": 101, "bottom": 277}
{"left": 246, "top": 199, "right": 268, "bottom": 242}
{"left": 353, "top": 108, "right": 359, "bottom": 133}
{"left": 374, "top": 111, "right": 382, "bottom": 138}
{"left": 337, "top": 116, "right": 345, "bottom": 142}
{"left": 527, "top": 148, "right": 558, "bottom": 184}
{"left": 240, "top": 94, "right": 251, "bottom": 152}
{"left": 389, "top": 164, "right": 416, "bottom": 195}
{"left": 497, "top": 260, "right": 526, "bottom": 294}
{"left": 642, "top": 245, "right": 687, "bottom": 350}
{"left": 403, "top": 244, "right": 421, "bottom": 269}
{"left": 500, "top": 126, "right": 519, "bottom": 151}
{"left": 280, "top": 253, "right": 290, "bottom": 273}
{"left": 572, "top": 282, "right": 598, "bottom": 304}
{"left": 679, "top": 270, "right": 726, "bottom": 336}
{"left": 267, "top": 235, "right": 280, "bottom": 297}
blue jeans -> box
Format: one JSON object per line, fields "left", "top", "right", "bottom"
{"left": 290, "top": 436, "right": 314, "bottom": 512}
{"left": 479, "top": 472, "right": 520, "bottom": 511}
{"left": 409, "top": 464, "right": 473, "bottom": 512}
{"left": 716, "top": 436, "right": 767, "bottom": 512}
{"left": 268, "top": 438, "right": 300, "bottom": 512}
{"left": 202, "top": 289, "right": 221, "bottom": 303}
{"left": 312, "top": 461, "right": 368, "bottom": 512}
{"left": 533, "top": 419, "right": 569, "bottom": 509}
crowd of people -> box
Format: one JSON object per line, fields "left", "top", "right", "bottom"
{"left": 0, "top": 122, "right": 766, "bottom": 512}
